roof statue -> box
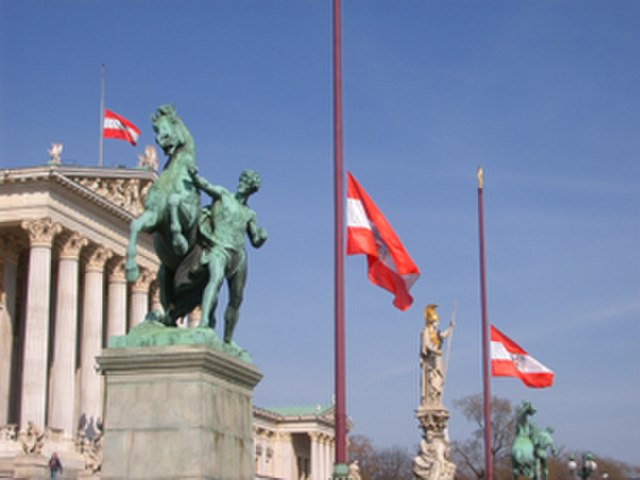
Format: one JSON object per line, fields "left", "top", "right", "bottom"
{"left": 123, "top": 105, "right": 267, "bottom": 352}
{"left": 137, "top": 144, "right": 159, "bottom": 171}
{"left": 48, "top": 143, "right": 62, "bottom": 165}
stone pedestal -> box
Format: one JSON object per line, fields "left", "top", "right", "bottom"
{"left": 412, "top": 406, "right": 456, "bottom": 480}
{"left": 97, "top": 341, "right": 262, "bottom": 480}
{"left": 13, "top": 454, "right": 48, "bottom": 479}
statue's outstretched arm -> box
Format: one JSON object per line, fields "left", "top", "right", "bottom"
{"left": 188, "top": 166, "right": 226, "bottom": 199}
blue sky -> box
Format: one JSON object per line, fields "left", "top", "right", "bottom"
{"left": 2, "top": 0, "right": 639, "bottom": 465}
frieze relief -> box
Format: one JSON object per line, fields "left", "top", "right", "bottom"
{"left": 71, "top": 176, "right": 153, "bottom": 217}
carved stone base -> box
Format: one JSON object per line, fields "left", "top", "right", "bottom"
{"left": 13, "top": 453, "right": 48, "bottom": 479}
{"left": 98, "top": 343, "right": 262, "bottom": 480}
{"left": 413, "top": 406, "right": 456, "bottom": 480}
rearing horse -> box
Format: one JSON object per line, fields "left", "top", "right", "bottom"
{"left": 512, "top": 401, "right": 537, "bottom": 479}
{"left": 125, "top": 105, "right": 203, "bottom": 324}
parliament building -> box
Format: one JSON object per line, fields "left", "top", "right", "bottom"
{"left": 0, "top": 150, "right": 336, "bottom": 479}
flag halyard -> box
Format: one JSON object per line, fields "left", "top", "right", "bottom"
{"left": 346, "top": 172, "right": 420, "bottom": 311}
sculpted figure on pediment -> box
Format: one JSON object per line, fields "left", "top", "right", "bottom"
{"left": 73, "top": 176, "right": 151, "bottom": 216}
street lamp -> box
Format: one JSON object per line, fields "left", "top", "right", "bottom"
{"left": 568, "top": 452, "right": 598, "bottom": 479}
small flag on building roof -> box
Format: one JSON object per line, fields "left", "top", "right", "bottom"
{"left": 103, "top": 109, "right": 140, "bottom": 146}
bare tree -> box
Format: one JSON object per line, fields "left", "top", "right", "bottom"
{"left": 373, "top": 446, "right": 413, "bottom": 480}
{"left": 451, "top": 394, "right": 516, "bottom": 479}
{"left": 349, "top": 435, "right": 413, "bottom": 480}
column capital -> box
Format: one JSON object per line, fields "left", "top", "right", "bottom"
{"left": 21, "top": 218, "right": 62, "bottom": 248}
{"left": 276, "top": 431, "right": 292, "bottom": 442}
{"left": 58, "top": 232, "right": 89, "bottom": 260}
{"left": 108, "top": 257, "right": 127, "bottom": 283}
{"left": 131, "top": 268, "right": 155, "bottom": 293}
{"left": 85, "top": 246, "right": 113, "bottom": 273}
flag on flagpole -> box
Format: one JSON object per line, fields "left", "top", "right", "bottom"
{"left": 346, "top": 172, "right": 420, "bottom": 311}
{"left": 490, "top": 325, "right": 554, "bottom": 388}
{"left": 103, "top": 109, "right": 140, "bottom": 146}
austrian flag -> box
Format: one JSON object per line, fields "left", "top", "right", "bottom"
{"left": 346, "top": 172, "right": 420, "bottom": 311}
{"left": 490, "top": 325, "right": 554, "bottom": 388}
{"left": 103, "top": 109, "right": 140, "bottom": 146}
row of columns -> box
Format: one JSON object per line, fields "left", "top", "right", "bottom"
{"left": 310, "top": 431, "right": 335, "bottom": 480}
{"left": 254, "top": 428, "right": 334, "bottom": 480}
{"left": 0, "top": 218, "right": 157, "bottom": 440}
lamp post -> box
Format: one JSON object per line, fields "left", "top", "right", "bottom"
{"left": 568, "top": 452, "right": 598, "bottom": 479}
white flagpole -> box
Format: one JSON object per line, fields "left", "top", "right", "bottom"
{"left": 98, "top": 64, "right": 106, "bottom": 167}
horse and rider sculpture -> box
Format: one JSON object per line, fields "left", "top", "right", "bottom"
{"left": 125, "top": 104, "right": 267, "bottom": 345}
{"left": 511, "top": 401, "right": 557, "bottom": 480}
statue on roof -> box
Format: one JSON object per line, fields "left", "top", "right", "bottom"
{"left": 48, "top": 143, "right": 62, "bottom": 165}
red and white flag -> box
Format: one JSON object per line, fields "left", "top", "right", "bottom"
{"left": 346, "top": 172, "right": 420, "bottom": 311}
{"left": 490, "top": 325, "right": 554, "bottom": 388}
{"left": 103, "top": 109, "right": 140, "bottom": 146}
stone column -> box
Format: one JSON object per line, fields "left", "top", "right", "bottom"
{"left": 129, "top": 269, "right": 152, "bottom": 328}
{"left": 49, "top": 232, "right": 87, "bottom": 438}
{"left": 107, "top": 257, "right": 127, "bottom": 338}
{"left": 149, "top": 278, "right": 163, "bottom": 314}
{"left": 0, "top": 238, "right": 20, "bottom": 424}
{"left": 274, "top": 431, "right": 294, "bottom": 480}
{"left": 19, "top": 218, "right": 61, "bottom": 429}
{"left": 327, "top": 437, "right": 335, "bottom": 479}
{"left": 310, "top": 432, "right": 321, "bottom": 480}
{"left": 79, "top": 245, "right": 112, "bottom": 426}
{"left": 319, "top": 435, "right": 328, "bottom": 480}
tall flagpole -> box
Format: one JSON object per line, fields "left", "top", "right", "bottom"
{"left": 332, "top": 0, "right": 348, "bottom": 478}
{"left": 477, "top": 167, "right": 494, "bottom": 480}
{"left": 98, "top": 63, "right": 106, "bottom": 167}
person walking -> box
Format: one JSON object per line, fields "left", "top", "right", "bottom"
{"left": 49, "top": 452, "right": 63, "bottom": 480}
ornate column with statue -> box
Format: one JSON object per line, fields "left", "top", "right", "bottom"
{"left": 413, "top": 304, "right": 457, "bottom": 480}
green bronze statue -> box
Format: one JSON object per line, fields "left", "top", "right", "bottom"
{"left": 512, "top": 401, "right": 537, "bottom": 479}
{"left": 124, "top": 105, "right": 267, "bottom": 345}
{"left": 125, "top": 105, "right": 203, "bottom": 325}
{"left": 189, "top": 166, "right": 267, "bottom": 343}
{"left": 511, "top": 401, "right": 556, "bottom": 480}
{"left": 531, "top": 426, "right": 556, "bottom": 480}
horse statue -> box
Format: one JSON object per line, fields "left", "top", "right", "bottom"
{"left": 125, "top": 104, "right": 205, "bottom": 325}
{"left": 532, "top": 426, "right": 556, "bottom": 480}
{"left": 511, "top": 401, "right": 537, "bottom": 479}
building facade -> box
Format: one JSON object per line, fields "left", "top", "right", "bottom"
{"left": 0, "top": 160, "right": 336, "bottom": 479}
{"left": 254, "top": 405, "right": 336, "bottom": 480}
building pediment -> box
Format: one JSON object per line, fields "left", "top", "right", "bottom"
{"left": 0, "top": 164, "right": 156, "bottom": 220}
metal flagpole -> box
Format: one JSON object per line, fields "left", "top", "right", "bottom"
{"left": 98, "top": 63, "right": 106, "bottom": 167}
{"left": 477, "top": 167, "right": 494, "bottom": 480}
{"left": 332, "top": 0, "right": 348, "bottom": 478}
